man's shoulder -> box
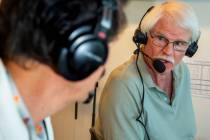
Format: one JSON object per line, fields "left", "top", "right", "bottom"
{"left": 110, "top": 55, "right": 138, "bottom": 81}
{"left": 173, "top": 61, "right": 190, "bottom": 81}
{"left": 175, "top": 61, "right": 189, "bottom": 73}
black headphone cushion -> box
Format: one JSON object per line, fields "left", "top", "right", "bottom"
{"left": 185, "top": 41, "right": 198, "bottom": 57}
{"left": 133, "top": 29, "right": 147, "bottom": 45}
{"left": 58, "top": 34, "right": 108, "bottom": 81}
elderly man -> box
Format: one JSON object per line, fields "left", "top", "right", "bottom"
{"left": 94, "top": 1, "right": 200, "bottom": 140}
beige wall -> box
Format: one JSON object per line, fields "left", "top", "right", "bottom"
{"left": 52, "top": 1, "right": 210, "bottom": 140}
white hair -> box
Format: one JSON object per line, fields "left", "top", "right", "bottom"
{"left": 140, "top": 1, "right": 200, "bottom": 42}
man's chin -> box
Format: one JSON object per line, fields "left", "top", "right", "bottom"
{"left": 164, "top": 62, "right": 174, "bottom": 70}
{"left": 163, "top": 67, "right": 174, "bottom": 74}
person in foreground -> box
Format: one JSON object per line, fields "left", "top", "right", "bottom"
{"left": 94, "top": 1, "right": 200, "bottom": 140}
{"left": 0, "top": 0, "right": 127, "bottom": 139}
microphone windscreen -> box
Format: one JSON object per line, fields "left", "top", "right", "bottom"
{"left": 153, "top": 59, "right": 166, "bottom": 73}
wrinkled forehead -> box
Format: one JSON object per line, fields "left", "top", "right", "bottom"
{"left": 151, "top": 15, "right": 192, "bottom": 41}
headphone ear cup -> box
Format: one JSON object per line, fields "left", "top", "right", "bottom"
{"left": 185, "top": 41, "right": 198, "bottom": 57}
{"left": 58, "top": 34, "right": 108, "bottom": 81}
{"left": 133, "top": 29, "right": 147, "bottom": 45}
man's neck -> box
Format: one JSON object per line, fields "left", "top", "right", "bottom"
{"left": 6, "top": 61, "right": 75, "bottom": 124}
{"left": 144, "top": 57, "right": 173, "bottom": 99}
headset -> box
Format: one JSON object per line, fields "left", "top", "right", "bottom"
{"left": 38, "top": 0, "right": 117, "bottom": 81}
{"left": 133, "top": 6, "right": 199, "bottom": 58}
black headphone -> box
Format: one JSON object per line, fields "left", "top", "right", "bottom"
{"left": 58, "top": 0, "right": 117, "bottom": 81}
{"left": 133, "top": 6, "right": 199, "bottom": 57}
{"left": 39, "top": 0, "right": 117, "bottom": 81}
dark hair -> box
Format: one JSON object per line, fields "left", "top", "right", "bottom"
{"left": 0, "top": 0, "right": 127, "bottom": 67}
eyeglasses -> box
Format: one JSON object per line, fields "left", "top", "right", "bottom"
{"left": 149, "top": 31, "right": 191, "bottom": 52}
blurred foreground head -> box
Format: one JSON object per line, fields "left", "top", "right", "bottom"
{"left": 0, "top": 0, "right": 127, "bottom": 80}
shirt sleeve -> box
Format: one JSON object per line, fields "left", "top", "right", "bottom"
{"left": 98, "top": 71, "right": 146, "bottom": 140}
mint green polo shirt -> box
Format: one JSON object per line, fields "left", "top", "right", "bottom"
{"left": 94, "top": 54, "right": 196, "bottom": 140}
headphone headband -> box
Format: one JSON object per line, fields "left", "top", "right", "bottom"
{"left": 96, "top": 0, "right": 117, "bottom": 37}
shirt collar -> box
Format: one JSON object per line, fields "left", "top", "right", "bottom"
{"left": 136, "top": 53, "right": 156, "bottom": 88}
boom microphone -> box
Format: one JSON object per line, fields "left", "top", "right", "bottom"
{"left": 134, "top": 49, "right": 166, "bottom": 73}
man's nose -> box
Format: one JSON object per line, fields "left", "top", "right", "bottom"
{"left": 162, "top": 42, "right": 174, "bottom": 55}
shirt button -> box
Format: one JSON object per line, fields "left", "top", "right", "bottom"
{"left": 164, "top": 97, "right": 168, "bottom": 101}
